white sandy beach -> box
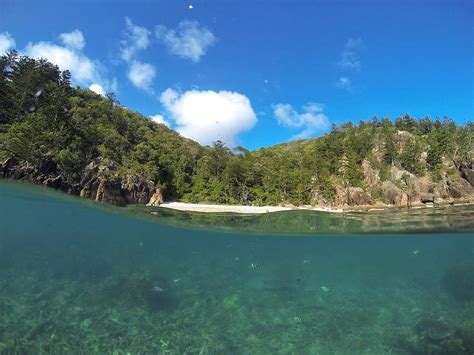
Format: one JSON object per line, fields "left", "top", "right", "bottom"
{"left": 157, "top": 202, "right": 343, "bottom": 214}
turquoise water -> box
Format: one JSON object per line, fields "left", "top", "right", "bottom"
{"left": 0, "top": 180, "right": 473, "bottom": 354}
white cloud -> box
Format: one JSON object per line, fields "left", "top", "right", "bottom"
{"left": 339, "top": 38, "right": 362, "bottom": 71}
{"left": 59, "top": 29, "right": 85, "bottom": 50}
{"left": 0, "top": 32, "right": 15, "bottom": 54}
{"left": 337, "top": 76, "right": 351, "bottom": 90}
{"left": 119, "top": 18, "right": 156, "bottom": 92}
{"left": 155, "top": 20, "right": 216, "bottom": 62}
{"left": 24, "top": 40, "right": 98, "bottom": 85}
{"left": 89, "top": 83, "right": 106, "bottom": 96}
{"left": 120, "top": 17, "right": 150, "bottom": 62}
{"left": 22, "top": 31, "right": 114, "bottom": 94}
{"left": 150, "top": 114, "right": 170, "bottom": 127}
{"left": 128, "top": 61, "right": 156, "bottom": 92}
{"left": 160, "top": 88, "right": 256, "bottom": 146}
{"left": 273, "top": 102, "right": 329, "bottom": 140}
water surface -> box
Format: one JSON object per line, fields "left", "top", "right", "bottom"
{"left": 0, "top": 180, "right": 473, "bottom": 354}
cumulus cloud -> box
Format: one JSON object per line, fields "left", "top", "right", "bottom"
{"left": 89, "top": 83, "right": 106, "bottom": 96}
{"left": 159, "top": 88, "right": 256, "bottom": 146}
{"left": 59, "top": 29, "right": 85, "bottom": 50}
{"left": 120, "top": 17, "right": 150, "bottom": 62}
{"left": 127, "top": 61, "right": 156, "bottom": 92}
{"left": 149, "top": 114, "right": 170, "bottom": 127}
{"left": 339, "top": 38, "right": 362, "bottom": 71}
{"left": 273, "top": 102, "right": 329, "bottom": 140}
{"left": 0, "top": 32, "right": 15, "bottom": 54}
{"left": 24, "top": 38, "right": 98, "bottom": 85}
{"left": 22, "top": 30, "right": 115, "bottom": 93}
{"left": 155, "top": 20, "right": 216, "bottom": 62}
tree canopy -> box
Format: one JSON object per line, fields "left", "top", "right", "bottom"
{"left": 1, "top": 53, "right": 472, "bottom": 206}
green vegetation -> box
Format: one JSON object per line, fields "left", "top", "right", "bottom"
{"left": 1, "top": 52, "right": 472, "bottom": 206}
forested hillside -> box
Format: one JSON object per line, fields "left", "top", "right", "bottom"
{"left": 1, "top": 52, "right": 473, "bottom": 208}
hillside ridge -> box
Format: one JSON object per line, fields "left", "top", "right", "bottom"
{"left": 1, "top": 52, "right": 473, "bottom": 209}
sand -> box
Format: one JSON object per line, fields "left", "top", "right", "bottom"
{"left": 157, "top": 202, "right": 343, "bottom": 214}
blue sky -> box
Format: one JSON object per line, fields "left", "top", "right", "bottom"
{"left": 0, "top": 0, "right": 472, "bottom": 149}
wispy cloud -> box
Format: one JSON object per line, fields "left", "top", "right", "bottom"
{"left": 337, "top": 76, "right": 351, "bottom": 90}
{"left": 273, "top": 102, "right": 329, "bottom": 140}
{"left": 339, "top": 37, "right": 362, "bottom": 71}
{"left": 120, "top": 17, "right": 151, "bottom": 61}
{"left": 155, "top": 20, "right": 216, "bottom": 63}
{"left": 128, "top": 61, "right": 156, "bottom": 93}
{"left": 120, "top": 17, "right": 156, "bottom": 92}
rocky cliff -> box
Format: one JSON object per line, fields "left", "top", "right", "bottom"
{"left": 319, "top": 159, "right": 474, "bottom": 209}
{"left": 0, "top": 156, "right": 164, "bottom": 207}
{"left": 2, "top": 154, "right": 473, "bottom": 210}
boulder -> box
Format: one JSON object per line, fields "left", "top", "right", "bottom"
{"left": 147, "top": 189, "right": 164, "bottom": 206}
{"left": 420, "top": 193, "right": 435, "bottom": 203}
{"left": 461, "top": 168, "right": 474, "bottom": 186}
{"left": 96, "top": 178, "right": 127, "bottom": 206}
{"left": 122, "top": 175, "right": 156, "bottom": 204}
{"left": 406, "top": 177, "right": 421, "bottom": 204}
{"left": 43, "top": 175, "right": 63, "bottom": 189}
{"left": 1, "top": 157, "right": 19, "bottom": 177}
{"left": 382, "top": 181, "right": 409, "bottom": 207}
{"left": 347, "top": 187, "right": 374, "bottom": 206}
{"left": 446, "top": 176, "right": 474, "bottom": 199}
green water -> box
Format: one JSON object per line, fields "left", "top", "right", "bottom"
{"left": 0, "top": 180, "right": 473, "bottom": 354}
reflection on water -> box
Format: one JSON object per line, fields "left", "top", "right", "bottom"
{"left": 0, "top": 180, "right": 473, "bottom": 354}
{"left": 135, "top": 203, "right": 474, "bottom": 235}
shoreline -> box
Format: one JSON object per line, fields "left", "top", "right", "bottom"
{"left": 154, "top": 200, "right": 474, "bottom": 215}
{"left": 156, "top": 202, "right": 344, "bottom": 214}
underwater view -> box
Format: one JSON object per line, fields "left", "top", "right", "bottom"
{"left": 1, "top": 180, "right": 473, "bottom": 354}
{"left": 1, "top": 0, "right": 473, "bottom": 353}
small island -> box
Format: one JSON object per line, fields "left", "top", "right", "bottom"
{"left": 1, "top": 53, "right": 473, "bottom": 211}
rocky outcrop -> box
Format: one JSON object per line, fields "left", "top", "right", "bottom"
{"left": 1, "top": 156, "right": 71, "bottom": 192}
{"left": 382, "top": 181, "right": 408, "bottom": 207}
{"left": 446, "top": 175, "right": 474, "bottom": 199}
{"left": 396, "top": 130, "right": 414, "bottom": 152}
{"left": 461, "top": 168, "right": 474, "bottom": 186}
{"left": 1, "top": 157, "right": 160, "bottom": 206}
{"left": 147, "top": 190, "right": 164, "bottom": 206}
{"left": 78, "top": 159, "right": 158, "bottom": 206}
{"left": 420, "top": 193, "right": 435, "bottom": 203}
{"left": 2, "top": 153, "right": 473, "bottom": 210}
{"left": 361, "top": 160, "right": 379, "bottom": 188}
{"left": 347, "top": 187, "right": 374, "bottom": 206}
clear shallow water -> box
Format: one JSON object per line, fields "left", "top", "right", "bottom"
{"left": 0, "top": 180, "right": 473, "bottom": 354}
